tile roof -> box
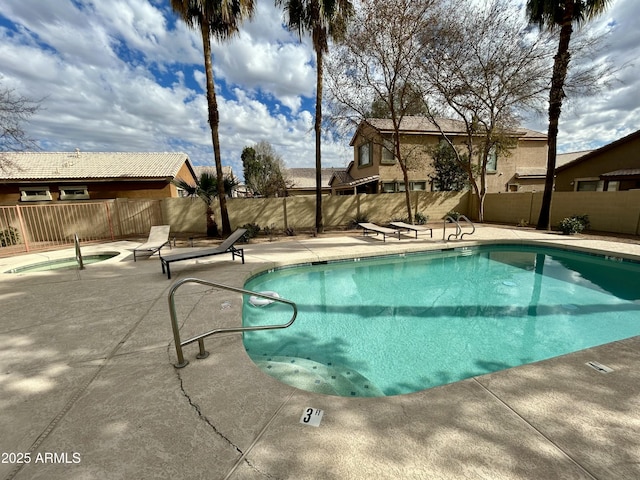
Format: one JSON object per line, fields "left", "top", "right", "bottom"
{"left": 287, "top": 168, "right": 343, "bottom": 189}
{"left": 0, "top": 151, "right": 192, "bottom": 181}
{"left": 353, "top": 116, "right": 546, "bottom": 144}
{"left": 556, "top": 150, "right": 594, "bottom": 167}
{"left": 600, "top": 168, "right": 640, "bottom": 177}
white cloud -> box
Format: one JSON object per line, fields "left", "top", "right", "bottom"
{"left": 526, "top": 0, "right": 640, "bottom": 152}
{"left": 0, "top": 0, "right": 638, "bottom": 179}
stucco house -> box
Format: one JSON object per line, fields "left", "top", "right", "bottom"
{"left": 330, "top": 116, "right": 548, "bottom": 194}
{"left": 0, "top": 151, "right": 197, "bottom": 204}
{"left": 555, "top": 129, "right": 640, "bottom": 192}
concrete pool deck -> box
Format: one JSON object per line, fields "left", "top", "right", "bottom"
{"left": 0, "top": 225, "right": 639, "bottom": 479}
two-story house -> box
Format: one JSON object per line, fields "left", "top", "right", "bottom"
{"left": 330, "top": 117, "right": 548, "bottom": 194}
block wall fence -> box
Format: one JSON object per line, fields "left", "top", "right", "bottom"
{"left": 164, "top": 189, "right": 640, "bottom": 236}
{"left": 2, "top": 190, "right": 638, "bottom": 257}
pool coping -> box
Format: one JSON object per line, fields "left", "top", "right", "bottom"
{"left": 2, "top": 226, "right": 639, "bottom": 479}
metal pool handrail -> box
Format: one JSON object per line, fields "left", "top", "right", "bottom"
{"left": 168, "top": 277, "right": 298, "bottom": 368}
{"left": 74, "top": 233, "right": 84, "bottom": 270}
{"left": 443, "top": 215, "right": 475, "bottom": 241}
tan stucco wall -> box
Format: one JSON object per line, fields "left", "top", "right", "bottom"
{"left": 486, "top": 139, "right": 548, "bottom": 193}
{"left": 483, "top": 190, "right": 640, "bottom": 234}
{"left": 162, "top": 198, "right": 207, "bottom": 234}
{"left": 205, "top": 192, "right": 470, "bottom": 232}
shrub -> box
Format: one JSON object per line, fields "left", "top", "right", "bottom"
{"left": 573, "top": 214, "right": 590, "bottom": 230}
{"left": 446, "top": 211, "right": 462, "bottom": 221}
{"left": 0, "top": 227, "right": 20, "bottom": 247}
{"left": 558, "top": 215, "right": 589, "bottom": 235}
{"left": 263, "top": 224, "right": 277, "bottom": 241}
{"left": 284, "top": 226, "right": 296, "bottom": 236}
{"left": 414, "top": 212, "right": 429, "bottom": 225}
{"left": 348, "top": 212, "right": 369, "bottom": 229}
{"left": 240, "top": 223, "right": 260, "bottom": 241}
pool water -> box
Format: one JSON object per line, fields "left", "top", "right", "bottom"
{"left": 5, "top": 253, "right": 119, "bottom": 273}
{"left": 242, "top": 245, "right": 640, "bottom": 397}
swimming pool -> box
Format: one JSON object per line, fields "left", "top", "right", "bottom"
{"left": 242, "top": 244, "right": 640, "bottom": 397}
{"left": 4, "top": 252, "right": 119, "bottom": 273}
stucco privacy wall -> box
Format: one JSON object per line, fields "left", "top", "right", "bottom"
{"left": 195, "top": 191, "right": 471, "bottom": 231}
{"left": 164, "top": 190, "right": 640, "bottom": 236}
{"left": 483, "top": 190, "right": 640, "bottom": 235}
{"left": 2, "top": 191, "right": 638, "bottom": 257}
{"left": 162, "top": 197, "right": 207, "bottom": 234}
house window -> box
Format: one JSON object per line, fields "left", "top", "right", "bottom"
{"left": 575, "top": 178, "right": 603, "bottom": 192}
{"left": 358, "top": 142, "right": 372, "bottom": 167}
{"left": 382, "top": 182, "right": 396, "bottom": 193}
{"left": 486, "top": 146, "right": 497, "bottom": 171}
{"left": 381, "top": 137, "right": 395, "bottom": 164}
{"left": 410, "top": 181, "right": 426, "bottom": 191}
{"left": 508, "top": 184, "right": 519, "bottom": 192}
{"left": 59, "top": 185, "right": 90, "bottom": 200}
{"left": 20, "top": 187, "right": 52, "bottom": 202}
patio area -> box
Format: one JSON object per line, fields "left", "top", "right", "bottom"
{"left": 1, "top": 226, "right": 639, "bottom": 480}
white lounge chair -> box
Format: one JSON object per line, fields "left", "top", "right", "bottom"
{"left": 390, "top": 221, "right": 433, "bottom": 239}
{"left": 133, "top": 225, "right": 171, "bottom": 261}
{"left": 358, "top": 223, "right": 401, "bottom": 242}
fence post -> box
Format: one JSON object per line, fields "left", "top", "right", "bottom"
{"left": 105, "top": 202, "right": 115, "bottom": 240}
{"left": 15, "top": 205, "right": 30, "bottom": 252}
{"left": 283, "top": 197, "right": 288, "bottom": 230}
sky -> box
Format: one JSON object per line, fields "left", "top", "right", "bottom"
{"left": 1, "top": 0, "right": 639, "bottom": 180}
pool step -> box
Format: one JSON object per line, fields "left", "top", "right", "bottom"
{"left": 252, "top": 356, "right": 384, "bottom": 397}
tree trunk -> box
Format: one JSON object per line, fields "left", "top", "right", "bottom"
{"left": 206, "top": 205, "right": 219, "bottom": 237}
{"left": 200, "top": 19, "right": 231, "bottom": 236}
{"left": 395, "top": 131, "right": 413, "bottom": 223}
{"left": 314, "top": 48, "right": 324, "bottom": 234}
{"left": 537, "top": 0, "right": 574, "bottom": 230}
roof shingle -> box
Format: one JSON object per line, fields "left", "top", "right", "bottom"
{"left": 0, "top": 151, "right": 192, "bottom": 181}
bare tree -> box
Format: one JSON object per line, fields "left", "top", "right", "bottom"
{"left": 419, "top": 0, "right": 552, "bottom": 221}
{"left": 0, "top": 85, "right": 41, "bottom": 171}
{"left": 327, "top": 0, "right": 439, "bottom": 223}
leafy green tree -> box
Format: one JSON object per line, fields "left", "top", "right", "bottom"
{"left": 276, "top": 0, "right": 354, "bottom": 233}
{"left": 429, "top": 141, "right": 468, "bottom": 192}
{"left": 170, "top": 0, "right": 255, "bottom": 236}
{"left": 241, "top": 141, "right": 290, "bottom": 197}
{"left": 526, "top": 0, "right": 612, "bottom": 230}
{"left": 174, "top": 171, "right": 238, "bottom": 237}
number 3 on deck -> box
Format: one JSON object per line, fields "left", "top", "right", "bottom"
{"left": 300, "top": 407, "right": 324, "bottom": 427}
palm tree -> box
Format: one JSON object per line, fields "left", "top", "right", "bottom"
{"left": 276, "top": 0, "right": 353, "bottom": 234}
{"left": 170, "top": 0, "right": 255, "bottom": 237}
{"left": 527, "top": 0, "right": 611, "bottom": 230}
{"left": 174, "top": 171, "right": 238, "bottom": 237}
